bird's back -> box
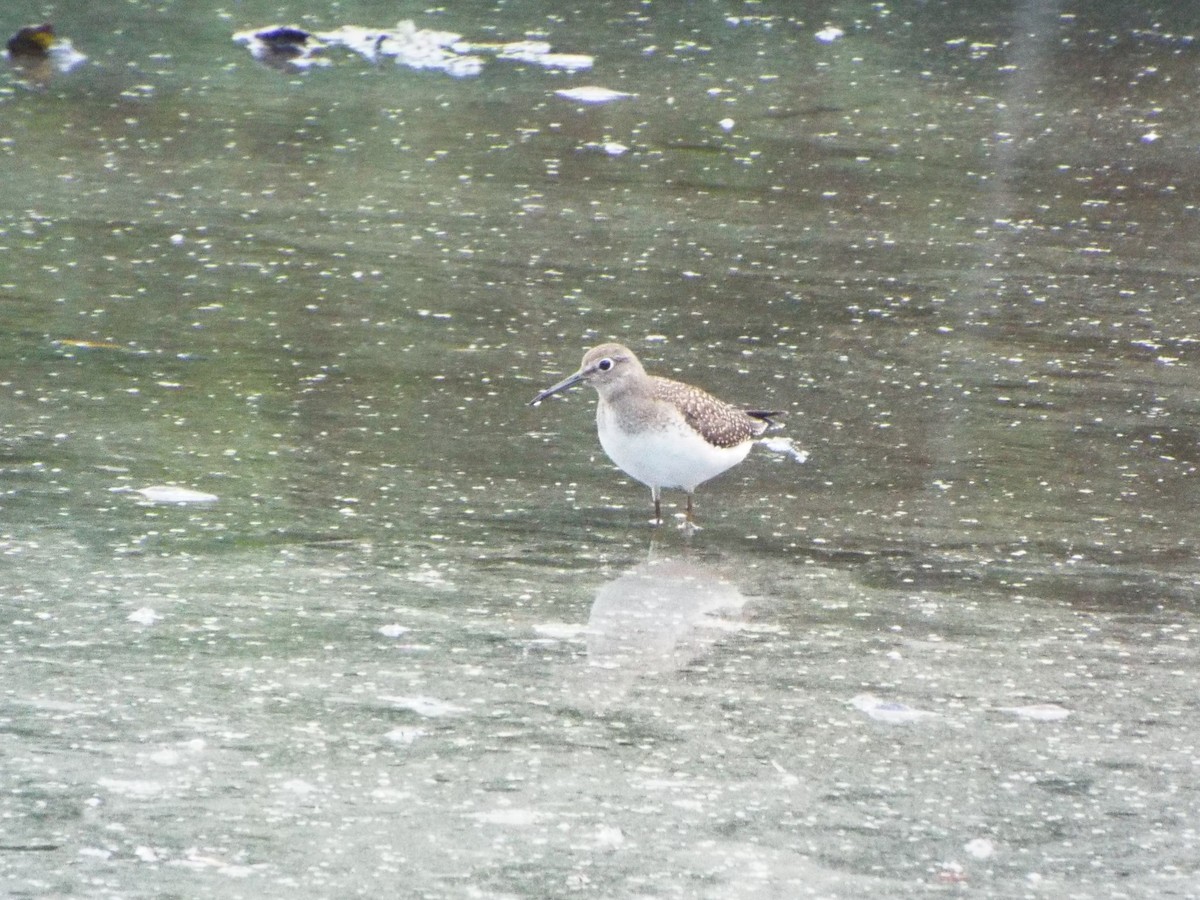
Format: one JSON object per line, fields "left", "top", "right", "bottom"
{"left": 649, "top": 376, "right": 772, "bottom": 448}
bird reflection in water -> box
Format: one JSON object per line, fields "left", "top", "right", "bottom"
{"left": 585, "top": 555, "right": 749, "bottom": 676}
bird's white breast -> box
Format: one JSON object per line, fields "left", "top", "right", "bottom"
{"left": 596, "top": 401, "right": 753, "bottom": 492}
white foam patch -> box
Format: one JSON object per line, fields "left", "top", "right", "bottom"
{"left": 592, "top": 825, "right": 626, "bottom": 848}
{"left": 760, "top": 436, "right": 809, "bottom": 463}
{"left": 469, "top": 808, "right": 543, "bottom": 826}
{"left": 48, "top": 39, "right": 87, "bottom": 72}
{"left": 133, "top": 485, "right": 218, "bottom": 504}
{"left": 97, "top": 777, "right": 166, "bottom": 798}
{"left": 532, "top": 622, "right": 588, "bottom": 640}
{"left": 235, "top": 22, "right": 593, "bottom": 77}
{"left": 280, "top": 779, "right": 318, "bottom": 795}
{"left": 850, "top": 694, "right": 938, "bottom": 724}
{"left": 384, "top": 695, "right": 465, "bottom": 717}
{"left": 127, "top": 607, "right": 162, "bottom": 625}
{"left": 964, "top": 837, "right": 996, "bottom": 859}
{"left": 555, "top": 86, "right": 633, "bottom": 103}
{"left": 996, "top": 703, "right": 1071, "bottom": 721}
{"left": 384, "top": 726, "right": 427, "bottom": 745}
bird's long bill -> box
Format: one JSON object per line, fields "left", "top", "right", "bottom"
{"left": 528, "top": 370, "right": 585, "bottom": 406}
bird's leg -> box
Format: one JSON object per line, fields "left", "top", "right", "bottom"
{"left": 680, "top": 493, "right": 701, "bottom": 533}
{"left": 652, "top": 487, "right": 662, "bottom": 525}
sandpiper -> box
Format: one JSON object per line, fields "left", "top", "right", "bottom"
{"left": 529, "top": 343, "right": 780, "bottom": 524}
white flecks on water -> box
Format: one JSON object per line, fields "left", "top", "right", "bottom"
{"left": 579, "top": 140, "right": 630, "bottom": 156}
{"left": 9, "top": 7, "right": 1200, "bottom": 897}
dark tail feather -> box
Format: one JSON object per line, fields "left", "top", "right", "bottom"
{"left": 746, "top": 409, "right": 784, "bottom": 433}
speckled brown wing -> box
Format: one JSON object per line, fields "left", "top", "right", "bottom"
{"left": 650, "top": 376, "right": 772, "bottom": 448}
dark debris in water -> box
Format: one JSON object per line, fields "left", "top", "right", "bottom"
{"left": 255, "top": 27, "right": 313, "bottom": 48}
{"left": 5, "top": 21, "right": 86, "bottom": 77}
{"left": 7, "top": 23, "right": 56, "bottom": 58}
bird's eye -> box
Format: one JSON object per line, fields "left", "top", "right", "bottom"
{"left": 597, "top": 358, "right": 614, "bottom": 371}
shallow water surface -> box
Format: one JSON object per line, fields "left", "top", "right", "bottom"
{"left": 3, "top": 1, "right": 1199, "bottom": 897}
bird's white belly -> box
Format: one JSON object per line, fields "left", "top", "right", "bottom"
{"left": 597, "top": 407, "right": 752, "bottom": 492}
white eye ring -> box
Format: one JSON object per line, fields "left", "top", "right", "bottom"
{"left": 597, "top": 358, "right": 614, "bottom": 371}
